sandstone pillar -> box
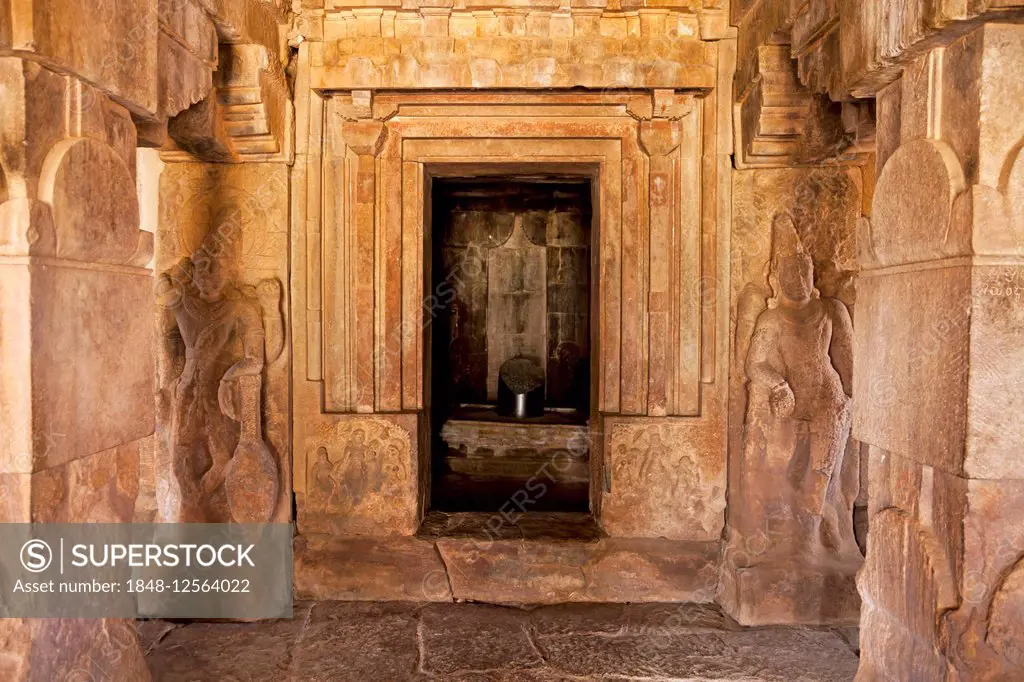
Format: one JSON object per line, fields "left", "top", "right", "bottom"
{"left": 855, "top": 23, "right": 1024, "bottom": 680}
{"left": 0, "top": 0, "right": 235, "bottom": 671}
{"left": 0, "top": 59, "right": 154, "bottom": 680}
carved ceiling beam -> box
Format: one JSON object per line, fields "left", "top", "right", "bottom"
{"left": 733, "top": 0, "right": 1024, "bottom": 168}
{"left": 158, "top": 0, "right": 219, "bottom": 121}
{"left": 786, "top": 0, "right": 1024, "bottom": 100}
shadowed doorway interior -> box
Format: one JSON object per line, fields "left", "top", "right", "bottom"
{"left": 428, "top": 176, "right": 594, "bottom": 513}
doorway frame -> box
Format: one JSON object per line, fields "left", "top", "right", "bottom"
{"left": 423, "top": 167, "right": 600, "bottom": 514}
{"left": 298, "top": 90, "right": 710, "bottom": 532}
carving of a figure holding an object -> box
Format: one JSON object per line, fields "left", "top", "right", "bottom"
{"left": 156, "top": 231, "right": 283, "bottom": 523}
{"left": 742, "top": 214, "right": 860, "bottom": 563}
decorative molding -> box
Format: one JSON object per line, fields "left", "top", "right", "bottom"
{"left": 314, "top": 91, "right": 711, "bottom": 417}
{"left": 734, "top": 45, "right": 812, "bottom": 168}
{"left": 164, "top": 42, "right": 293, "bottom": 163}
{"left": 306, "top": 7, "right": 720, "bottom": 90}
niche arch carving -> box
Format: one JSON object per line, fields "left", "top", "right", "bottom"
{"left": 870, "top": 139, "right": 968, "bottom": 266}
{"left": 38, "top": 138, "right": 147, "bottom": 265}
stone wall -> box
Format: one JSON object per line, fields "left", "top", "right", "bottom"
{"left": 599, "top": 415, "right": 727, "bottom": 542}
{"left": 433, "top": 180, "right": 591, "bottom": 410}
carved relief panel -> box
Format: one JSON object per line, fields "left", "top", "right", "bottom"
{"left": 154, "top": 163, "right": 291, "bottom": 523}
{"left": 301, "top": 417, "right": 417, "bottom": 536}
{"left": 725, "top": 165, "right": 865, "bottom": 625}
{"left": 601, "top": 420, "right": 727, "bottom": 541}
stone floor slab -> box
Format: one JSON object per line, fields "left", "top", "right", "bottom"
{"left": 420, "top": 603, "right": 544, "bottom": 676}
{"left": 293, "top": 602, "right": 423, "bottom": 681}
{"left": 146, "top": 617, "right": 306, "bottom": 681}
{"left": 146, "top": 601, "right": 860, "bottom": 681}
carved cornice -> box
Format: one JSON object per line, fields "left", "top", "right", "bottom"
{"left": 306, "top": 3, "right": 730, "bottom": 42}
{"left": 218, "top": 44, "right": 292, "bottom": 158}
{"left": 152, "top": 0, "right": 292, "bottom": 162}
{"left": 731, "top": 0, "right": 1024, "bottom": 170}
{"left": 734, "top": 45, "right": 811, "bottom": 168}
{"left": 164, "top": 39, "right": 293, "bottom": 163}
{"left": 733, "top": 37, "right": 876, "bottom": 167}
{"left": 298, "top": 6, "right": 725, "bottom": 90}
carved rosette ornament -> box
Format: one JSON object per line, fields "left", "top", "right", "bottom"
{"left": 156, "top": 232, "right": 285, "bottom": 523}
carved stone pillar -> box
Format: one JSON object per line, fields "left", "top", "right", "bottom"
{"left": 855, "top": 23, "right": 1024, "bottom": 680}
{"left": 0, "top": 61, "right": 152, "bottom": 680}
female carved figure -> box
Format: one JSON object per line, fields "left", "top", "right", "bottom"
{"left": 156, "top": 233, "right": 283, "bottom": 523}
{"left": 741, "top": 214, "right": 859, "bottom": 563}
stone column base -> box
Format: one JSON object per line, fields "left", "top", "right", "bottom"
{"left": 720, "top": 559, "right": 861, "bottom": 626}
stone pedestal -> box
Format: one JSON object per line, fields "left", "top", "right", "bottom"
{"left": 440, "top": 416, "right": 589, "bottom": 483}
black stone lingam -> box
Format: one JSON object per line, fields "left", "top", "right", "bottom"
{"left": 497, "top": 356, "right": 544, "bottom": 418}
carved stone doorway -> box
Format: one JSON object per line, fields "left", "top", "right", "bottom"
{"left": 426, "top": 173, "right": 596, "bottom": 513}
{"left": 296, "top": 90, "right": 715, "bottom": 557}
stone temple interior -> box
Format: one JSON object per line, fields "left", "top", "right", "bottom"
{"left": 2, "top": 0, "right": 1024, "bottom": 679}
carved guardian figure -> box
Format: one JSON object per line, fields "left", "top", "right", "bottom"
{"left": 156, "top": 232, "right": 284, "bottom": 523}
{"left": 741, "top": 214, "right": 859, "bottom": 563}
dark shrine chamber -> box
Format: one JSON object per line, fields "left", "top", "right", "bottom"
{"left": 428, "top": 176, "right": 595, "bottom": 512}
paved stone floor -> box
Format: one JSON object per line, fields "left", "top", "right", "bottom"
{"left": 143, "top": 602, "right": 860, "bottom": 681}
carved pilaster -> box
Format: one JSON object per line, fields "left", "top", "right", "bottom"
{"left": 323, "top": 93, "right": 386, "bottom": 414}
{"left": 641, "top": 116, "right": 681, "bottom": 417}
{"left": 639, "top": 91, "right": 702, "bottom": 416}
